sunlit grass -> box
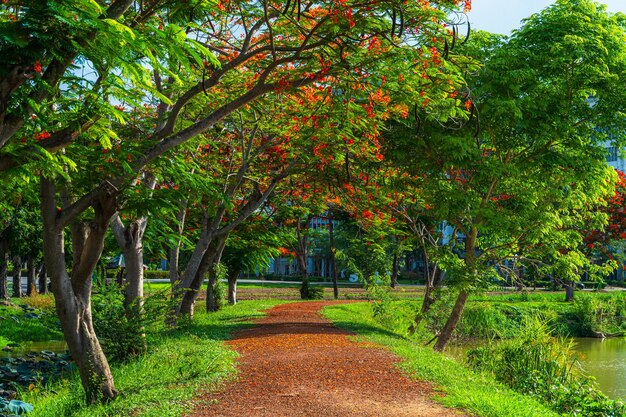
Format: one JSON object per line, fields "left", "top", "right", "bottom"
{"left": 24, "top": 299, "right": 284, "bottom": 417}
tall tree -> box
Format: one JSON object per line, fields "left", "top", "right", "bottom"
{"left": 5, "top": 0, "right": 472, "bottom": 402}
{"left": 419, "top": 0, "right": 626, "bottom": 351}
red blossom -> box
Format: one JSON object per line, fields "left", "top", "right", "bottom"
{"left": 34, "top": 131, "right": 51, "bottom": 141}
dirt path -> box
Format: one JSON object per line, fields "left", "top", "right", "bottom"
{"left": 189, "top": 301, "right": 468, "bottom": 417}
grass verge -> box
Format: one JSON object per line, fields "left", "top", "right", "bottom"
{"left": 323, "top": 302, "right": 560, "bottom": 417}
{"left": 23, "top": 299, "right": 283, "bottom": 417}
{"left": 1, "top": 296, "right": 62, "bottom": 344}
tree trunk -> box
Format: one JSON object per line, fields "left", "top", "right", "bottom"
{"left": 434, "top": 227, "right": 477, "bottom": 352}
{"left": 174, "top": 235, "right": 226, "bottom": 318}
{"left": 174, "top": 179, "right": 282, "bottom": 318}
{"left": 110, "top": 214, "right": 149, "bottom": 319}
{"left": 110, "top": 175, "right": 156, "bottom": 324}
{"left": 433, "top": 290, "right": 469, "bottom": 352}
{"left": 38, "top": 262, "right": 47, "bottom": 294}
{"left": 41, "top": 176, "right": 118, "bottom": 403}
{"left": 0, "top": 240, "right": 8, "bottom": 300}
{"left": 168, "top": 200, "right": 187, "bottom": 285}
{"left": 329, "top": 211, "right": 339, "bottom": 299}
{"left": 12, "top": 256, "right": 22, "bottom": 298}
{"left": 26, "top": 255, "right": 37, "bottom": 296}
{"left": 565, "top": 281, "right": 575, "bottom": 302}
{"left": 206, "top": 238, "right": 226, "bottom": 312}
{"left": 295, "top": 216, "right": 311, "bottom": 282}
{"left": 206, "top": 269, "right": 218, "bottom": 312}
{"left": 176, "top": 244, "right": 213, "bottom": 319}
{"left": 228, "top": 271, "right": 238, "bottom": 305}
{"left": 412, "top": 244, "right": 445, "bottom": 330}
{"left": 391, "top": 251, "right": 399, "bottom": 289}
{"left": 416, "top": 268, "right": 444, "bottom": 329}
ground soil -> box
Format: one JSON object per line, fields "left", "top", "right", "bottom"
{"left": 188, "top": 301, "right": 468, "bottom": 417}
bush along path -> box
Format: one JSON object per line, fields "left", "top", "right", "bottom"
{"left": 190, "top": 301, "right": 467, "bottom": 417}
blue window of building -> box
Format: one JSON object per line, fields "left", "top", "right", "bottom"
{"left": 607, "top": 146, "right": 618, "bottom": 162}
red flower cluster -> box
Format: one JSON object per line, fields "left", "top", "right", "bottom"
{"left": 34, "top": 131, "right": 51, "bottom": 141}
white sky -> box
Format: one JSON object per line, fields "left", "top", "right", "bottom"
{"left": 467, "top": 0, "right": 626, "bottom": 35}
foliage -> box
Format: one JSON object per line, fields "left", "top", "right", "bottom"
{"left": 572, "top": 293, "right": 626, "bottom": 336}
{"left": 299, "top": 280, "right": 324, "bottom": 300}
{"left": 367, "top": 285, "right": 417, "bottom": 335}
{"left": 364, "top": 274, "right": 412, "bottom": 332}
{"left": 456, "top": 303, "right": 512, "bottom": 339}
{"left": 0, "top": 399, "right": 34, "bottom": 417}
{"left": 91, "top": 283, "right": 171, "bottom": 362}
{"left": 0, "top": 350, "right": 73, "bottom": 410}
{"left": 466, "top": 316, "right": 626, "bottom": 416}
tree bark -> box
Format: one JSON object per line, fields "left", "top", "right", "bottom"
{"left": 110, "top": 175, "right": 155, "bottom": 323}
{"left": 168, "top": 201, "right": 187, "bottom": 285}
{"left": 0, "top": 240, "right": 8, "bottom": 300}
{"left": 329, "top": 212, "right": 339, "bottom": 299}
{"left": 391, "top": 251, "right": 399, "bottom": 289}
{"left": 12, "top": 256, "right": 22, "bottom": 298}
{"left": 434, "top": 227, "right": 478, "bottom": 352}
{"left": 26, "top": 255, "right": 37, "bottom": 296}
{"left": 38, "top": 262, "right": 47, "bottom": 294}
{"left": 433, "top": 290, "right": 469, "bottom": 352}
{"left": 174, "top": 235, "right": 227, "bottom": 318}
{"left": 295, "top": 215, "right": 311, "bottom": 282}
{"left": 228, "top": 270, "right": 239, "bottom": 305}
{"left": 41, "top": 176, "right": 118, "bottom": 403}
{"left": 565, "top": 281, "right": 575, "bottom": 302}
{"left": 111, "top": 215, "right": 148, "bottom": 316}
{"left": 206, "top": 237, "right": 226, "bottom": 312}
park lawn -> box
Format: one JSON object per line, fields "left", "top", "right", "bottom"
{"left": 0, "top": 295, "right": 62, "bottom": 345}
{"left": 324, "top": 302, "right": 560, "bottom": 417}
{"left": 23, "top": 299, "right": 284, "bottom": 417}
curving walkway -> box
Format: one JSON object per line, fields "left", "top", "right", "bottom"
{"left": 189, "top": 301, "right": 467, "bottom": 417}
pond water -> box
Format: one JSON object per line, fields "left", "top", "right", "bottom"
{"left": 448, "top": 337, "right": 626, "bottom": 401}
{"left": 0, "top": 340, "right": 68, "bottom": 358}
{"left": 573, "top": 337, "right": 626, "bottom": 400}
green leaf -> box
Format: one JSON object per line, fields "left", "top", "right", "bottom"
{"left": 8, "top": 400, "right": 34, "bottom": 415}
{"left": 102, "top": 18, "right": 136, "bottom": 40}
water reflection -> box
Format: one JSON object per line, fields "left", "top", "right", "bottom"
{"left": 0, "top": 340, "right": 67, "bottom": 358}
{"left": 573, "top": 337, "right": 626, "bottom": 400}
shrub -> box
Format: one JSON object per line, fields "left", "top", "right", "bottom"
{"left": 92, "top": 283, "right": 171, "bottom": 362}
{"left": 466, "top": 315, "right": 626, "bottom": 416}
{"left": 397, "top": 271, "right": 423, "bottom": 284}
{"left": 457, "top": 303, "right": 513, "bottom": 339}
{"left": 145, "top": 270, "right": 170, "bottom": 280}
{"left": 20, "top": 294, "right": 55, "bottom": 311}
{"left": 299, "top": 280, "right": 324, "bottom": 300}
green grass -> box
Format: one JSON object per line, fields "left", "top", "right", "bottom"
{"left": 23, "top": 299, "right": 284, "bottom": 417}
{"left": 0, "top": 302, "right": 63, "bottom": 344}
{"left": 323, "top": 302, "right": 560, "bottom": 417}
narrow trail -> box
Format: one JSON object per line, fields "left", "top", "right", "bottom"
{"left": 189, "top": 301, "right": 468, "bottom": 417}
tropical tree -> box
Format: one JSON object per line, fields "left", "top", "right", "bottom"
{"left": 413, "top": 0, "right": 626, "bottom": 351}
{"left": 3, "top": 0, "right": 473, "bottom": 402}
